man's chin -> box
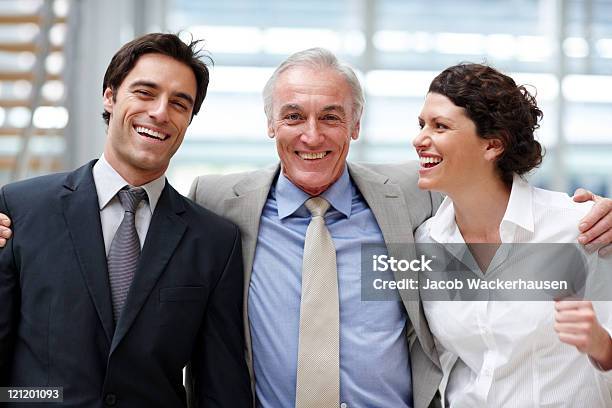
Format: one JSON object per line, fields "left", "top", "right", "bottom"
{"left": 292, "top": 178, "right": 331, "bottom": 196}
{"left": 127, "top": 156, "right": 169, "bottom": 175}
{"left": 284, "top": 167, "right": 346, "bottom": 195}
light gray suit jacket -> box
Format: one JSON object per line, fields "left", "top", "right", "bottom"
{"left": 189, "top": 161, "right": 444, "bottom": 408}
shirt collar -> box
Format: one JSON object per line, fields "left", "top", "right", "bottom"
{"left": 92, "top": 154, "right": 166, "bottom": 214}
{"left": 500, "top": 173, "right": 535, "bottom": 233}
{"left": 428, "top": 173, "right": 535, "bottom": 243}
{"left": 276, "top": 165, "right": 352, "bottom": 220}
{"left": 429, "top": 196, "right": 463, "bottom": 243}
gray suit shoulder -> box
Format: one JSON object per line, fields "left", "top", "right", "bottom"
{"left": 355, "top": 161, "right": 443, "bottom": 213}
{"left": 356, "top": 161, "right": 420, "bottom": 183}
{"left": 188, "top": 166, "right": 276, "bottom": 213}
{"left": 175, "top": 186, "right": 240, "bottom": 239}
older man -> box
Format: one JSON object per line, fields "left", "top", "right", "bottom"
{"left": 0, "top": 34, "right": 251, "bottom": 407}
{"left": 188, "top": 48, "right": 612, "bottom": 408}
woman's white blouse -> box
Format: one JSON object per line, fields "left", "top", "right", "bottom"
{"left": 415, "top": 175, "right": 612, "bottom": 407}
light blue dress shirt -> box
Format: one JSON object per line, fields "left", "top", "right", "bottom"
{"left": 249, "top": 166, "right": 413, "bottom": 408}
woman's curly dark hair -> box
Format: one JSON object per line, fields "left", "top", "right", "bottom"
{"left": 428, "top": 63, "right": 544, "bottom": 185}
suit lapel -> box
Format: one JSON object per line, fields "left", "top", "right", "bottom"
{"left": 61, "top": 161, "right": 115, "bottom": 344}
{"left": 224, "top": 167, "right": 277, "bottom": 285}
{"left": 222, "top": 164, "right": 278, "bottom": 384}
{"left": 348, "top": 163, "right": 425, "bottom": 335}
{"left": 110, "top": 182, "right": 187, "bottom": 353}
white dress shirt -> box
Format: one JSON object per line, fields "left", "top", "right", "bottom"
{"left": 92, "top": 154, "right": 166, "bottom": 255}
{"left": 415, "top": 174, "right": 612, "bottom": 407}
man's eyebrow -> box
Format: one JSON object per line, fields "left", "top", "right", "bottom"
{"left": 174, "top": 92, "right": 194, "bottom": 107}
{"left": 279, "top": 103, "right": 302, "bottom": 112}
{"left": 128, "top": 80, "right": 158, "bottom": 90}
{"left": 128, "top": 80, "right": 194, "bottom": 107}
{"left": 321, "top": 105, "right": 346, "bottom": 115}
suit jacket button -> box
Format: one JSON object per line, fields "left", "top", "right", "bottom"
{"left": 104, "top": 393, "right": 117, "bottom": 406}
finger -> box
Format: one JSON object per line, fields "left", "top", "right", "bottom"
{"left": 555, "top": 310, "right": 594, "bottom": 323}
{"left": 573, "top": 188, "right": 593, "bottom": 203}
{"left": 557, "top": 332, "right": 588, "bottom": 351}
{"left": 578, "top": 198, "right": 612, "bottom": 239}
{"left": 555, "top": 305, "right": 597, "bottom": 326}
{"left": 0, "top": 238, "right": 5, "bottom": 247}
{"left": 554, "top": 321, "right": 590, "bottom": 335}
{"left": 591, "top": 228, "right": 612, "bottom": 246}
{"left": 555, "top": 300, "right": 591, "bottom": 311}
{"left": 584, "top": 241, "right": 606, "bottom": 254}
{"left": 0, "top": 226, "right": 12, "bottom": 239}
{"left": 599, "top": 244, "right": 612, "bottom": 257}
{"left": 0, "top": 213, "right": 10, "bottom": 227}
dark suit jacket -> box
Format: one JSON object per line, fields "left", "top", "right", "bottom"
{"left": 0, "top": 161, "right": 251, "bottom": 407}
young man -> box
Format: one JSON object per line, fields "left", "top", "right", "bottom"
{"left": 0, "top": 33, "right": 251, "bottom": 407}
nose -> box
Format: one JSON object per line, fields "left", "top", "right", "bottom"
{"left": 412, "top": 126, "right": 431, "bottom": 151}
{"left": 148, "top": 97, "right": 170, "bottom": 124}
{"left": 300, "top": 117, "right": 324, "bottom": 146}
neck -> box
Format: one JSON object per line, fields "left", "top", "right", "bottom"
{"left": 103, "top": 148, "right": 165, "bottom": 187}
{"left": 447, "top": 175, "right": 511, "bottom": 243}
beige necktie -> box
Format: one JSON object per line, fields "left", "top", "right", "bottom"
{"left": 295, "top": 197, "right": 340, "bottom": 408}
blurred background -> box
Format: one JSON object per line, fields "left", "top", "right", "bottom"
{"left": 0, "top": 0, "right": 610, "bottom": 195}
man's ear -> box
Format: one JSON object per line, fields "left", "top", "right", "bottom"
{"left": 267, "top": 122, "right": 275, "bottom": 138}
{"left": 351, "top": 119, "right": 361, "bottom": 141}
{"left": 484, "top": 137, "right": 504, "bottom": 161}
{"left": 103, "top": 87, "right": 114, "bottom": 115}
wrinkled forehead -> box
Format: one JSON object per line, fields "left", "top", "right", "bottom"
{"left": 272, "top": 66, "right": 354, "bottom": 111}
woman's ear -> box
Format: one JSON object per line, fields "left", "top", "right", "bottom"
{"left": 484, "top": 136, "right": 505, "bottom": 162}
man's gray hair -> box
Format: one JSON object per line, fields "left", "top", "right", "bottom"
{"left": 262, "top": 47, "right": 365, "bottom": 125}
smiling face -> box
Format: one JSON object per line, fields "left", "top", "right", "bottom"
{"left": 413, "top": 92, "right": 502, "bottom": 195}
{"left": 268, "top": 66, "right": 360, "bottom": 196}
{"left": 103, "top": 53, "right": 196, "bottom": 185}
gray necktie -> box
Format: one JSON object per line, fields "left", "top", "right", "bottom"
{"left": 295, "top": 197, "right": 340, "bottom": 408}
{"left": 107, "top": 186, "right": 147, "bottom": 322}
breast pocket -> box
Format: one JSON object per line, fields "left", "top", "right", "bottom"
{"left": 159, "top": 286, "right": 207, "bottom": 302}
{"left": 157, "top": 286, "right": 208, "bottom": 327}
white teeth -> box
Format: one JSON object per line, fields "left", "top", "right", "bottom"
{"left": 420, "top": 156, "right": 442, "bottom": 165}
{"left": 299, "top": 152, "right": 327, "bottom": 160}
{"left": 135, "top": 126, "right": 167, "bottom": 140}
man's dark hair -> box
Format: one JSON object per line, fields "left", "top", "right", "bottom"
{"left": 101, "top": 32, "right": 211, "bottom": 124}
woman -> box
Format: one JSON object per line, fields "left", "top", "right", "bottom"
{"left": 413, "top": 63, "right": 612, "bottom": 407}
